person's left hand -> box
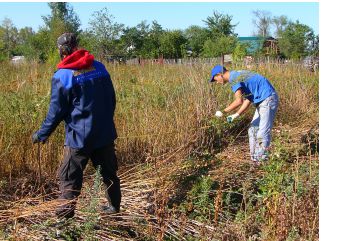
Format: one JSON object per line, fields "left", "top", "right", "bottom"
{"left": 226, "top": 113, "right": 240, "bottom": 123}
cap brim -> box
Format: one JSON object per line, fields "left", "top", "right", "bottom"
{"left": 209, "top": 76, "right": 215, "bottom": 82}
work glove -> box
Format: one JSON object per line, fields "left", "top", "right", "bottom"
{"left": 226, "top": 113, "right": 240, "bottom": 123}
{"left": 32, "top": 131, "right": 43, "bottom": 144}
{"left": 215, "top": 111, "right": 223, "bottom": 118}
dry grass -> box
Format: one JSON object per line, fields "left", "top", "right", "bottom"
{"left": 0, "top": 61, "right": 318, "bottom": 240}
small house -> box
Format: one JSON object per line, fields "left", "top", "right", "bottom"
{"left": 238, "top": 37, "right": 279, "bottom": 56}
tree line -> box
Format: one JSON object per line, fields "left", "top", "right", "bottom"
{"left": 0, "top": 3, "right": 318, "bottom": 63}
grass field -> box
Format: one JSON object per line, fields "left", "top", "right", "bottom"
{"left": 0, "top": 61, "right": 318, "bottom": 240}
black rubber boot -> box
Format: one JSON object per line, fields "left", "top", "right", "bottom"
{"left": 55, "top": 200, "right": 76, "bottom": 219}
{"left": 100, "top": 205, "right": 119, "bottom": 214}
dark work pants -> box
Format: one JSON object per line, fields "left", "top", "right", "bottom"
{"left": 58, "top": 143, "right": 121, "bottom": 215}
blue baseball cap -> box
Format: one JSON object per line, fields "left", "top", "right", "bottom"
{"left": 209, "top": 65, "right": 227, "bottom": 82}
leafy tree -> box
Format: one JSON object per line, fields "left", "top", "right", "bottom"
{"left": 233, "top": 42, "right": 249, "bottom": 61}
{"left": 278, "top": 21, "right": 315, "bottom": 59}
{"left": 120, "top": 26, "right": 141, "bottom": 57}
{"left": 0, "top": 27, "right": 5, "bottom": 61}
{"left": 184, "top": 25, "right": 210, "bottom": 57}
{"left": 200, "top": 11, "right": 238, "bottom": 58}
{"left": 120, "top": 21, "right": 147, "bottom": 58}
{"left": 142, "top": 20, "right": 164, "bottom": 58}
{"left": 137, "top": 20, "right": 163, "bottom": 58}
{"left": 311, "top": 34, "right": 319, "bottom": 57}
{"left": 42, "top": 2, "right": 80, "bottom": 33}
{"left": 119, "top": 20, "right": 164, "bottom": 58}
{"left": 78, "top": 30, "right": 96, "bottom": 52}
{"left": 88, "top": 7, "right": 124, "bottom": 59}
{"left": 0, "top": 18, "right": 18, "bottom": 59}
{"left": 12, "top": 27, "right": 35, "bottom": 57}
{"left": 17, "top": 27, "right": 34, "bottom": 45}
{"left": 37, "top": 2, "right": 82, "bottom": 63}
{"left": 159, "top": 30, "right": 187, "bottom": 59}
{"left": 272, "top": 15, "right": 289, "bottom": 38}
{"left": 203, "top": 11, "right": 237, "bottom": 37}
{"left": 252, "top": 10, "right": 272, "bottom": 37}
{"left": 29, "top": 29, "right": 51, "bottom": 62}
{"left": 151, "top": 20, "right": 164, "bottom": 36}
{"left": 136, "top": 20, "right": 150, "bottom": 38}
{"left": 202, "top": 35, "right": 237, "bottom": 58}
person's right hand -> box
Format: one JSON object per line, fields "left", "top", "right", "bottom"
{"left": 215, "top": 111, "right": 223, "bottom": 118}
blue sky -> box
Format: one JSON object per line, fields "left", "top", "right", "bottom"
{"left": 0, "top": 2, "right": 318, "bottom": 36}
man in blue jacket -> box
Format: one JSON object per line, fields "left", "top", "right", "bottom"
{"left": 210, "top": 65, "right": 279, "bottom": 164}
{"left": 32, "top": 33, "right": 121, "bottom": 218}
